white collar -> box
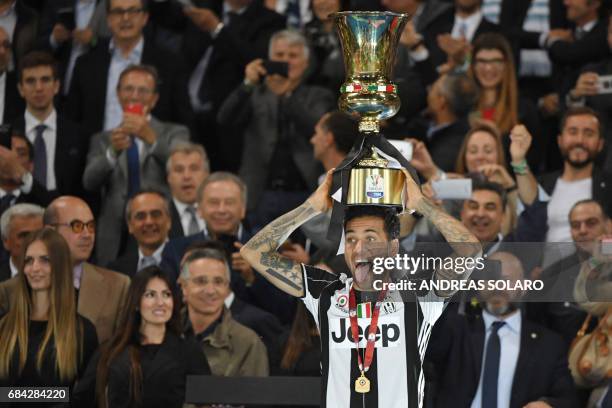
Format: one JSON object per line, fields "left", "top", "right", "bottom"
{"left": 109, "top": 36, "right": 144, "bottom": 59}
{"left": 224, "top": 291, "right": 235, "bottom": 308}
{"left": 482, "top": 308, "right": 521, "bottom": 334}
{"left": 579, "top": 19, "right": 597, "bottom": 33}
{"left": 25, "top": 109, "right": 56, "bottom": 133}
{"left": 173, "top": 197, "right": 198, "bottom": 215}
{"left": 455, "top": 9, "right": 482, "bottom": 25}
{"left": 9, "top": 257, "right": 18, "bottom": 277}
{"left": 0, "top": 187, "right": 19, "bottom": 198}
{"left": 0, "top": 1, "right": 16, "bottom": 18}
{"left": 223, "top": 2, "right": 248, "bottom": 16}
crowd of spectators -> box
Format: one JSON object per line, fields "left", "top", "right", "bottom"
{"left": 0, "top": 0, "right": 611, "bottom": 406}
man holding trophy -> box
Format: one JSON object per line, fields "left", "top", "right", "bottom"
{"left": 241, "top": 11, "right": 482, "bottom": 407}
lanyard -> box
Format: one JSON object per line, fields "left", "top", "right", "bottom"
{"left": 348, "top": 286, "right": 387, "bottom": 373}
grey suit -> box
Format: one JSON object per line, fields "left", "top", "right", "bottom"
{"left": 83, "top": 117, "right": 189, "bottom": 265}
{"left": 218, "top": 83, "right": 334, "bottom": 210}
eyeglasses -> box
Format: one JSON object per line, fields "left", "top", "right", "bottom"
{"left": 119, "top": 85, "right": 154, "bottom": 97}
{"left": 474, "top": 58, "right": 505, "bottom": 68}
{"left": 51, "top": 220, "right": 96, "bottom": 233}
{"left": 108, "top": 7, "right": 144, "bottom": 17}
{"left": 187, "top": 276, "right": 228, "bottom": 288}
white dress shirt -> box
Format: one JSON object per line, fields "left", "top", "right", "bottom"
{"left": 9, "top": 257, "right": 18, "bottom": 278}
{"left": 451, "top": 10, "right": 483, "bottom": 42}
{"left": 0, "top": 71, "right": 6, "bottom": 123}
{"left": 471, "top": 309, "right": 521, "bottom": 408}
{"left": 103, "top": 37, "right": 144, "bottom": 131}
{"left": 137, "top": 241, "right": 167, "bottom": 271}
{"left": 173, "top": 197, "right": 205, "bottom": 236}
{"left": 25, "top": 109, "right": 58, "bottom": 190}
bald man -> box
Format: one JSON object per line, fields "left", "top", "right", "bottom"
{"left": 0, "top": 196, "right": 130, "bottom": 343}
{"left": 426, "top": 252, "right": 577, "bottom": 408}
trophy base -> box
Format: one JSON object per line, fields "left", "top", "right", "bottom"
{"left": 347, "top": 166, "right": 405, "bottom": 207}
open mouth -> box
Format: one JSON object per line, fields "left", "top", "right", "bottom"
{"left": 354, "top": 259, "right": 372, "bottom": 284}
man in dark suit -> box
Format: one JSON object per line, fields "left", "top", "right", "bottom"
{"left": 528, "top": 199, "right": 610, "bottom": 346}
{"left": 0, "top": 202, "right": 43, "bottom": 281}
{"left": 426, "top": 251, "right": 577, "bottom": 408}
{"left": 0, "top": 26, "right": 24, "bottom": 123}
{"left": 38, "top": 0, "right": 110, "bottom": 95}
{"left": 545, "top": 0, "right": 609, "bottom": 100}
{"left": 108, "top": 189, "right": 172, "bottom": 277}
{"left": 12, "top": 51, "right": 86, "bottom": 197}
{"left": 404, "top": 72, "right": 478, "bottom": 174}
{"left": 166, "top": 142, "right": 209, "bottom": 239}
{"left": 149, "top": 0, "right": 285, "bottom": 170}
{"left": 218, "top": 30, "right": 334, "bottom": 228}
{"left": 406, "top": 0, "right": 500, "bottom": 78}
{"left": 66, "top": 0, "right": 193, "bottom": 140}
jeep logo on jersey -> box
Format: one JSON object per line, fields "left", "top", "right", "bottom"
{"left": 329, "top": 316, "right": 402, "bottom": 348}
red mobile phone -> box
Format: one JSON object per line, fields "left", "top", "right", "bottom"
{"left": 124, "top": 103, "right": 144, "bottom": 115}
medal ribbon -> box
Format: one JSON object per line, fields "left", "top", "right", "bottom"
{"left": 348, "top": 286, "right": 387, "bottom": 373}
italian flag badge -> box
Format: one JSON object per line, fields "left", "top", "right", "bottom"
{"left": 357, "top": 303, "right": 371, "bottom": 318}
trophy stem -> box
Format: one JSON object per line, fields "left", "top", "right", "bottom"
{"left": 358, "top": 117, "right": 379, "bottom": 133}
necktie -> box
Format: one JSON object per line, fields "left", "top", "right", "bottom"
{"left": 286, "top": 0, "right": 301, "bottom": 28}
{"left": 33, "top": 124, "right": 47, "bottom": 188}
{"left": 126, "top": 136, "right": 140, "bottom": 198}
{"left": 575, "top": 27, "right": 585, "bottom": 41}
{"left": 186, "top": 205, "right": 200, "bottom": 236}
{"left": 139, "top": 255, "right": 156, "bottom": 271}
{"left": 0, "top": 193, "right": 15, "bottom": 216}
{"left": 482, "top": 321, "right": 506, "bottom": 408}
{"left": 458, "top": 22, "right": 468, "bottom": 39}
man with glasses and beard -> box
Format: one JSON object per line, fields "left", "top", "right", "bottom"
{"left": 536, "top": 107, "right": 612, "bottom": 244}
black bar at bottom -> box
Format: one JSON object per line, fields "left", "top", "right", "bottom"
{"left": 186, "top": 376, "right": 321, "bottom": 405}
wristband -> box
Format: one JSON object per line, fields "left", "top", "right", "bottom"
{"left": 511, "top": 159, "right": 529, "bottom": 175}
{"left": 588, "top": 257, "right": 604, "bottom": 271}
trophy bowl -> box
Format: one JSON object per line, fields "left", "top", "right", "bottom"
{"left": 333, "top": 11, "right": 409, "bottom": 133}
{"left": 332, "top": 11, "right": 411, "bottom": 207}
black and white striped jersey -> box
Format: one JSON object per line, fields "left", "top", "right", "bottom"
{"left": 300, "top": 264, "right": 446, "bottom": 408}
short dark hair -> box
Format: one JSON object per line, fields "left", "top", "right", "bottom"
{"left": 117, "top": 64, "right": 160, "bottom": 93}
{"left": 124, "top": 188, "right": 170, "bottom": 222}
{"left": 18, "top": 51, "right": 58, "bottom": 83}
{"left": 470, "top": 177, "right": 507, "bottom": 208}
{"left": 321, "top": 111, "right": 359, "bottom": 155}
{"left": 569, "top": 199, "right": 607, "bottom": 220}
{"left": 440, "top": 72, "right": 479, "bottom": 118}
{"left": 344, "top": 206, "right": 400, "bottom": 240}
{"left": 560, "top": 106, "right": 603, "bottom": 138}
{"left": 107, "top": 0, "right": 149, "bottom": 12}
{"left": 11, "top": 132, "right": 33, "bottom": 162}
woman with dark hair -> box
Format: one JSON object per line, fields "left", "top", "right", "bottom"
{"left": 73, "top": 266, "right": 210, "bottom": 408}
{"left": 0, "top": 227, "right": 98, "bottom": 405}
{"left": 279, "top": 302, "right": 321, "bottom": 376}
{"left": 469, "top": 33, "right": 542, "bottom": 172}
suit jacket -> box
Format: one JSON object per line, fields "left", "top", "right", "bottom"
{"left": 66, "top": 37, "right": 193, "bottom": 139}
{"left": 107, "top": 246, "right": 139, "bottom": 278}
{"left": 82, "top": 117, "right": 189, "bottom": 266}
{"left": 500, "top": 0, "right": 568, "bottom": 50}
{"left": 426, "top": 308, "right": 577, "bottom": 408}
{"left": 0, "top": 261, "right": 10, "bottom": 283}
{"left": 13, "top": 114, "right": 86, "bottom": 197}
{"left": 0, "top": 262, "right": 130, "bottom": 343}
{"left": 421, "top": 7, "right": 500, "bottom": 71}
{"left": 547, "top": 19, "right": 609, "bottom": 98}
{"left": 168, "top": 199, "right": 186, "bottom": 239}
{"left": 230, "top": 296, "right": 284, "bottom": 371}
{"left": 149, "top": 0, "right": 285, "bottom": 112}
{"left": 3, "top": 71, "right": 24, "bottom": 123}
{"left": 538, "top": 166, "right": 612, "bottom": 217}
{"left": 218, "top": 83, "right": 334, "bottom": 210}
{"left": 12, "top": 1, "right": 38, "bottom": 69}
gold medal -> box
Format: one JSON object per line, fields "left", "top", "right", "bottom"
{"left": 355, "top": 372, "right": 371, "bottom": 393}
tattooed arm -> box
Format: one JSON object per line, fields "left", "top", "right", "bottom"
{"left": 402, "top": 169, "right": 481, "bottom": 297}
{"left": 241, "top": 170, "right": 334, "bottom": 297}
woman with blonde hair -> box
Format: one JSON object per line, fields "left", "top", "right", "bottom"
{"left": 469, "top": 33, "right": 541, "bottom": 172}
{"left": 0, "top": 227, "right": 98, "bottom": 398}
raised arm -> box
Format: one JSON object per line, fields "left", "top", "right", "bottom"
{"left": 240, "top": 171, "right": 334, "bottom": 297}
